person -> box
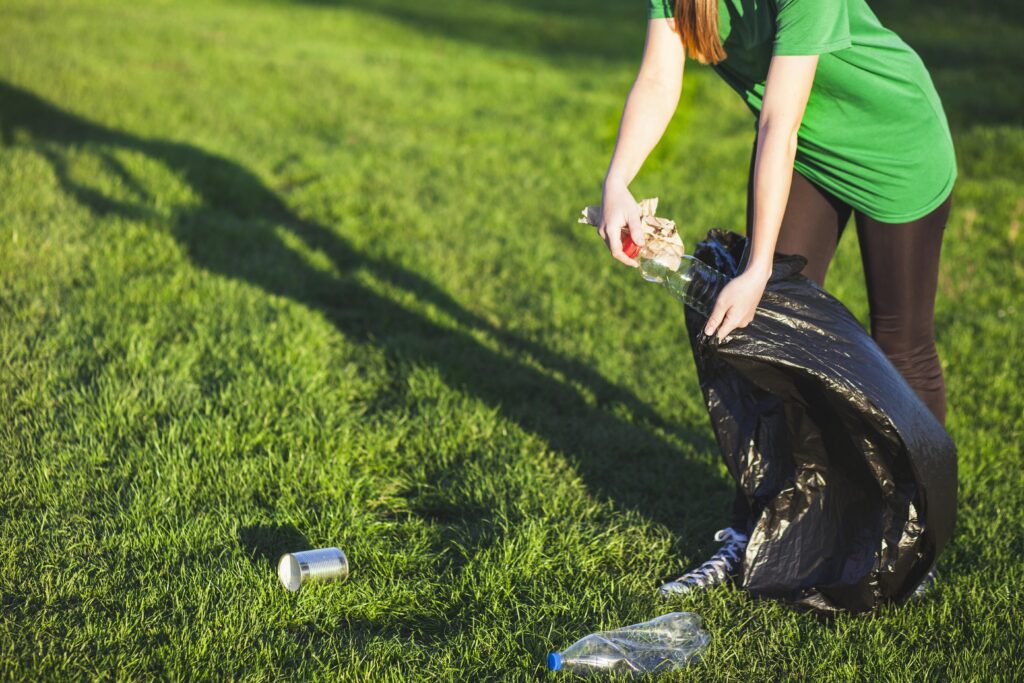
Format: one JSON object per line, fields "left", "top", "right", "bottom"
{"left": 595, "top": 0, "right": 955, "bottom": 596}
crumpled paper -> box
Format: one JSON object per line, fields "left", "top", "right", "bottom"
{"left": 577, "top": 197, "right": 684, "bottom": 248}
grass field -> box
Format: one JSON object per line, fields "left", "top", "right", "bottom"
{"left": 1, "top": 0, "right": 1022, "bottom": 679}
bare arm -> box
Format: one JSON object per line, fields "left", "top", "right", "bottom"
{"left": 599, "top": 18, "right": 685, "bottom": 267}
{"left": 704, "top": 54, "right": 818, "bottom": 339}
{"left": 744, "top": 55, "right": 819, "bottom": 278}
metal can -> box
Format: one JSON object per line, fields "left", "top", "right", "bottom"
{"left": 277, "top": 547, "right": 349, "bottom": 592}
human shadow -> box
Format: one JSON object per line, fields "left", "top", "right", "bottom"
{"left": 1, "top": 81, "right": 727, "bottom": 551}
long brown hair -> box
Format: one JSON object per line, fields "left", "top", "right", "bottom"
{"left": 673, "top": 0, "right": 726, "bottom": 64}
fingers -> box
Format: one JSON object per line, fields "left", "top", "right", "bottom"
{"left": 706, "top": 305, "right": 753, "bottom": 341}
{"left": 625, "top": 210, "right": 646, "bottom": 250}
{"left": 703, "top": 274, "right": 762, "bottom": 341}
{"left": 600, "top": 219, "right": 638, "bottom": 267}
{"left": 715, "top": 310, "right": 745, "bottom": 340}
{"left": 704, "top": 302, "right": 727, "bottom": 337}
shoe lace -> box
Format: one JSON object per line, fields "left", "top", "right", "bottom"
{"left": 675, "top": 527, "right": 748, "bottom": 587}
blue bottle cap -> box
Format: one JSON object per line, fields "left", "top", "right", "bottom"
{"left": 547, "top": 652, "right": 562, "bottom": 671}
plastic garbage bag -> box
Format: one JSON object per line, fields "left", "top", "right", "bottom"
{"left": 684, "top": 229, "right": 957, "bottom": 615}
{"left": 547, "top": 612, "right": 709, "bottom": 675}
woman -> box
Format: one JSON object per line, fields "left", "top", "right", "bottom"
{"left": 597, "top": 0, "right": 955, "bottom": 595}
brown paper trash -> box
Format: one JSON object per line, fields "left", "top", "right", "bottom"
{"left": 577, "top": 197, "right": 684, "bottom": 249}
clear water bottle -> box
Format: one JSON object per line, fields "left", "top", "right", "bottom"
{"left": 547, "top": 612, "right": 710, "bottom": 675}
{"left": 638, "top": 240, "right": 729, "bottom": 316}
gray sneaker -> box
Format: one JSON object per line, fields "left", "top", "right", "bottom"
{"left": 911, "top": 569, "right": 937, "bottom": 600}
{"left": 659, "top": 527, "right": 749, "bottom": 596}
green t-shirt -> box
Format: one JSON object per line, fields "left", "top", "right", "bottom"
{"left": 648, "top": 0, "right": 956, "bottom": 222}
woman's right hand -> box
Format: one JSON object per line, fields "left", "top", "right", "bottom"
{"left": 599, "top": 180, "right": 646, "bottom": 267}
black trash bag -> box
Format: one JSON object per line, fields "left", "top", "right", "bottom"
{"left": 684, "top": 229, "right": 957, "bottom": 616}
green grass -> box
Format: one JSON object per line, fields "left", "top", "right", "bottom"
{"left": 1, "top": 0, "right": 1022, "bottom": 679}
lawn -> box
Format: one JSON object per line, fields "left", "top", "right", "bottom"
{"left": 1, "top": 0, "right": 1022, "bottom": 680}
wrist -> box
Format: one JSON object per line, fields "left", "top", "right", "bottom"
{"left": 744, "top": 259, "right": 772, "bottom": 282}
{"left": 603, "top": 172, "right": 628, "bottom": 190}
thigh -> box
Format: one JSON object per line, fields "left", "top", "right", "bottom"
{"left": 854, "top": 197, "right": 952, "bottom": 348}
{"left": 746, "top": 148, "right": 852, "bottom": 287}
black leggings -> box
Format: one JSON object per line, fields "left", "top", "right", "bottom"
{"left": 729, "top": 163, "right": 952, "bottom": 533}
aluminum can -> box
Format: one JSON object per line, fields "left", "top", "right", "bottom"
{"left": 278, "top": 547, "right": 348, "bottom": 592}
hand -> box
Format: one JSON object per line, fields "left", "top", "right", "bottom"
{"left": 704, "top": 267, "right": 770, "bottom": 340}
{"left": 598, "top": 180, "right": 645, "bottom": 267}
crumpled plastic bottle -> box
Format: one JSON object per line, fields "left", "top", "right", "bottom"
{"left": 547, "top": 612, "right": 710, "bottom": 675}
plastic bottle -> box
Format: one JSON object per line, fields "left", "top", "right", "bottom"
{"left": 547, "top": 612, "right": 710, "bottom": 675}
{"left": 637, "top": 239, "right": 729, "bottom": 316}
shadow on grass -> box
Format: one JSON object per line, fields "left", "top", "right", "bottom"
{"left": 0, "top": 81, "right": 726, "bottom": 571}
{"left": 238, "top": 524, "right": 312, "bottom": 567}
{"left": 301, "top": 0, "right": 646, "bottom": 64}
{"left": 297, "top": 0, "right": 1023, "bottom": 129}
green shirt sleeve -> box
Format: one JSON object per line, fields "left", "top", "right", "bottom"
{"left": 773, "top": 0, "right": 852, "bottom": 56}
{"left": 648, "top": 0, "right": 674, "bottom": 19}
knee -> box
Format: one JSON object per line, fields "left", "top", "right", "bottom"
{"left": 872, "top": 316, "right": 935, "bottom": 369}
{"left": 877, "top": 339, "right": 947, "bottom": 424}
{"left": 878, "top": 338, "right": 943, "bottom": 386}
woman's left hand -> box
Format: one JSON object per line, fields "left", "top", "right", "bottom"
{"left": 704, "top": 267, "right": 771, "bottom": 340}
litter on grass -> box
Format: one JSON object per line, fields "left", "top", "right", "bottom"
{"left": 278, "top": 547, "right": 349, "bottom": 592}
{"left": 547, "top": 612, "right": 709, "bottom": 675}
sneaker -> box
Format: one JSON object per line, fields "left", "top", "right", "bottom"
{"left": 658, "top": 527, "right": 749, "bottom": 596}
{"left": 911, "top": 569, "right": 937, "bottom": 600}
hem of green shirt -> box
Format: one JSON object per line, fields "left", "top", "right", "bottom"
{"left": 773, "top": 37, "right": 853, "bottom": 57}
{"left": 795, "top": 160, "right": 958, "bottom": 224}
{"left": 648, "top": 10, "right": 673, "bottom": 19}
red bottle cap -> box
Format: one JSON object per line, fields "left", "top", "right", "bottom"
{"left": 621, "top": 230, "right": 641, "bottom": 259}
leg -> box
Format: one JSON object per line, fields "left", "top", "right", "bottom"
{"left": 730, "top": 157, "right": 855, "bottom": 532}
{"left": 855, "top": 197, "right": 952, "bottom": 425}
